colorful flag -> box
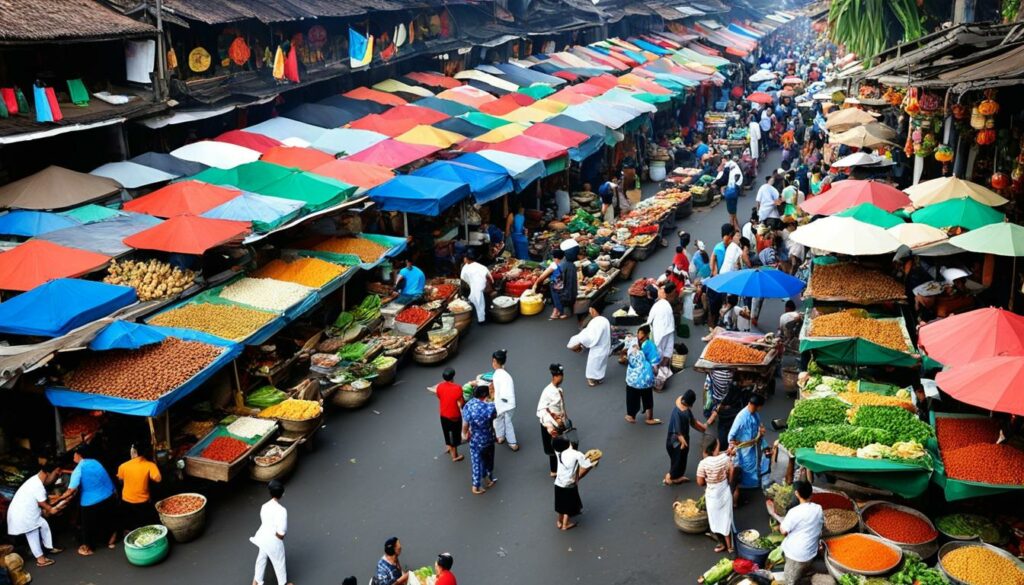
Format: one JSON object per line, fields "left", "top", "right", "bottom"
{"left": 349, "top": 28, "right": 373, "bottom": 68}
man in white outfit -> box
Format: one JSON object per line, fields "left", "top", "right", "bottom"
{"left": 567, "top": 302, "right": 611, "bottom": 386}
{"left": 490, "top": 349, "right": 518, "bottom": 451}
{"left": 747, "top": 115, "right": 761, "bottom": 160}
{"left": 647, "top": 283, "right": 676, "bottom": 365}
{"left": 459, "top": 253, "right": 492, "bottom": 323}
{"left": 251, "top": 480, "right": 293, "bottom": 585}
{"left": 7, "top": 462, "right": 64, "bottom": 567}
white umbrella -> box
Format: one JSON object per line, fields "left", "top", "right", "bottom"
{"left": 825, "top": 108, "right": 878, "bottom": 132}
{"left": 832, "top": 152, "right": 895, "bottom": 168}
{"left": 790, "top": 216, "right": 902, "bottom": 255}
{"left": 749, "top": 70, "right": 776, "bottom": 82}
{"left": 170, "top": 141, "right": 261, "bottom": 170}
{"left": 905, "top": 176, "right": 1009, "bottom": 208}
{"left": 888, "top": 223, "right": 948, "bottom": 249}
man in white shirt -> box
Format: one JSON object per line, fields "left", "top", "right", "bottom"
{"left": 537, "top": 364, "right": 567, "bottom": 476}
{"left": 250, "top": 480, "right": 292, "bottom": 585}
{"left": 567, "top": 302, "right": 612, "bottom": 386}
{"left": 780, "top": 481, "right": 824, "bottom": 585}
{"left": 490, "top": 349, "right": 519, "bottom": 451}
{"left": 779, "top": 300, "right": 803, "bottom": 333}
{"left": 756, "top": 175, "right": 781, "bottom": 223}
{"left": 647, "top": 283, "right": 676, "bottom": 365}
{"left": 459, "top": 253, "right": 492, "bottom": 324}
{"left": 720, "top": 232, "right": 744, "bottom": 275}
{"left": 747, "top": 115, "right": 761, "bottom": 160}
{"left": 7, "top": 462, "right": 64, "bottom": 567}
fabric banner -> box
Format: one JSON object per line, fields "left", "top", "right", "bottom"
{"left": 349, "top": 28, "right": 373, "bottom": 68}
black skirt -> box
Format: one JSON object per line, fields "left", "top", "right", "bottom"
{"left": 554, "top": 484, "right": 583, "bottom": 516}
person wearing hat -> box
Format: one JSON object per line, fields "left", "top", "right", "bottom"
{"left": 489, "top": 349, "right": 519, "bottom": 451}
{"left": 567, "top": 302, "right": 611, "bottom": 386}
{"left": 461, "top": 385, "right": 498, "bottom": 495}
{"left": 434, "top": 553, "right": 457, "bottom": 585}
{"left": 727, "top": 394, "right": 769, "bottom": 496}
{"left": 692, "top": 240, "right": 711, "bottom": 281}
{"left": 537, "top": 364, "right": 568, "bottom": 476}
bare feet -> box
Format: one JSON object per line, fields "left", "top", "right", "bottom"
{"left": 561, "top": 522, "right": 577, "bottom": 531}
{"left": 714, "top": 545, "right": 727, "bottom": 553}
{"left": 624, "top": 415, "right": 636, "bottom": 424}
{"left": 452, "top": 454, "right": 464, "bottom": 462}
{"left": 77, "top": 546, "right": 93, "bottom": 557}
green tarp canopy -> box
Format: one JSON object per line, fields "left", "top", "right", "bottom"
{"left": 518, "top": 85, "right": 556, "bottom": 100}
{"left": 255, "top": 172, "right": 356, "bottom": 213}
{"left": 60, "top": 204, "right": 123, "bottom": 224}
{"left": 799, "top": 310, "right": 919, "bottom": 367}
{"left": 795, "top": 449, "right": 932, "bottom": 499}
{"left": 927, "top": 412, "right": 1024, "bottom": 501}
{"left": 544, "top": 157, "right": 568, "bottom": 176}
{"left": 459, "top": 112, "right": 512, "bottom": 130}
{"left": 190, "top": 161, "right": 295, "bottom": 193}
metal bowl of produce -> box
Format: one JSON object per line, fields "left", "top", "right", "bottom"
{"left": 824, "top": 533, "right": 903, "bottom": 577}
{"left": 935, "top": 513, "right": 1001, "bottom": 544}
{"left": 938, "top": 541, "right": 1024, "bottom": 585}
{"left": 859, "top": 501, "right": 938, "bottom": 558}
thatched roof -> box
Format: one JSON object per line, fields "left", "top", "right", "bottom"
{"left": 0, "top": 0, "right": 155, "bottom": 44}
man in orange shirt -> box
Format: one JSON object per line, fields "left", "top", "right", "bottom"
{"left": 116, "top": 444, "right": 162, "bottom": 533}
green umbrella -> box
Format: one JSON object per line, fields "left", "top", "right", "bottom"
{"left": 59, "top": 204, "right": 123, "bottom": 224}
{"left": 949, "top": 222, "right": 1024, "bottom": 256}
{"left": 458, "top": 112, "right": 512, "bottom": 130}
{"left": 910, "top": 197, "right": 1005, "bottom": 230}
{"left": 518, "top": 84, "right": 556, "bottom": 100}
{"left": 835, "top": 202, "right": 904, "bottom": 228}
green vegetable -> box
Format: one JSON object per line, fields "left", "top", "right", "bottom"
{"left": 371, "top": 355, "right": 396, "bottom": 369}
{"left": 129, "top": 526, "right": 164, "bottom": 547}
{"left": 779, "top": 424, "right": 894, "bottom": 451}
{"left": 332, "top": 311, "right": 354, "bottom": 330}
{"left": 838, "top": 575, "right": 862, "bottom": 585}
{"left": 246, "top": 385, "right": 287, "bottom": 409}
{"left": 702, "top": 557, "right": 733, "bottom": 584}
{"left": 337, "top": 342, "right": 368, "bottom": 362}
{"left": 767, "top": 546, "right": 784, "bottom": 567}
{"left": 352, "top": 295, "right": 381, "bottom": 323}
{"left": 935, "top": 514, "right": 1000, "bottom": 542}
{"left": 852, "top": 405, "right": 933, "bottom": 444}
{"left": 789, "top": 397, "right": 850, "bottom": 428}
{"left": 766, "top": 483, "right": 795, "bottom": 512}
{"left": 890, "top": 553, "right": 947, "bottom": 585}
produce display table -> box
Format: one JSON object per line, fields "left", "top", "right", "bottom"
{"left": 793, "top": 448, "right": 932, "bottom": 499}
{"left": 927, "top": 412, "right": 1024, "bottom": 501}
{"left": 692, "top": 334, "right": 778, "bottom": 374}
{"left": 184, "top": 423, "right": 277, "bottom": 482}
{"left": 799, "top": 310, "right": 918, "bottom": 368}
{"left": 805, "top": 261, "right": 907, "bottom": 306}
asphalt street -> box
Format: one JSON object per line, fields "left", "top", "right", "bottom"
{"left": 44, "top": 149, "right": 795, "bottom": 585}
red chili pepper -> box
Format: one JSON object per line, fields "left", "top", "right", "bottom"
{"left": 396, "top": 306, "right": 431, "bottom": 325}
{"left": 864, "top": 505, "right": 936, "bottom": 544}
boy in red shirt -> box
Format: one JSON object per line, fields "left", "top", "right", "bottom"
{"left": 435, "top": 553, "right": 457, "bottom": 585}
{"left": 436, "top": 368, "right": 465, "bottom": 462}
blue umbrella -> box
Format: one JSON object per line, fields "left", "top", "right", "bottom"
{"left": 89, "top": 321, "right": 166, "bottom": 351}
{"left": 0, "top": 210, "right": 79, "bottom": 237}
{"left": 703, "top": 268, "right": 805, "bottom": 299}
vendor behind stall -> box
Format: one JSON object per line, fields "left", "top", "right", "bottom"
{"left": 394, "top": 256, "right": 426, "bottom": 305}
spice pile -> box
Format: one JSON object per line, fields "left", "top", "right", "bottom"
{"left": 255, "top": 258, "right": 347, "bottom": 288}
{"left": 104, "top": 258, "right": 195, "bottom": 301}
{"left": 260, "top": 399, "right": 322, "bottom": 421}
{"left": 937, "top": 416, "right": 1024, "bottom": 485}
{"left": 150, "top": 303, "right": 276, "bottom": 341}
{"left": 220, "top": 278, "right": 312, "bottom": 312}
{"left": 811, "top": 491, "right": 854, "bottom": 511}
{"left": 628, "top": 278, "right": 656, "bottom": 296}
{"left": 808, "top": 263, "right": 905, "bottom": 301}
{"left": 396, "top": 306, "right": 432, "bottom": 325}
{"left": 673, "top": 497, "right": 706, "bottom": 519}
{"left": 66, "top": 338, "right": 222, "bottom": 400}
{"left": 313, "top": 237, "right": 387, "bottom": 263}
{"left": 427, "top": 283, "right": 456, "bottom": 300}
{"left": 941, "top": 545, "right": 1024, "bottom": 585}
{"left": 703, "top": 338, "right": 767, "bottom": 364}
{"left": 225, "top": 416, "right": 277, "bottom": 439}
{"left": 863, "top": 504, "right": 937, "bottom": 544}
{"left": 826, "top": 534, "right": 901, "bottom": 572}
{"left": 823, "top": 508, "right": 859, "bottom": 535}
{"left": 201, "top": 436, "right": 249, "bottom": 462}
{"left": 157, "top": 494, "right": 205, "bottom": 516}
{"left": 936, "top": 416, "right": 1000, "bottom": 448}
{"left": 810, "top": 310, "right": 908, "bottom": 351}
{"left": 837, "top": 390, "right": 915, "bottom": 409}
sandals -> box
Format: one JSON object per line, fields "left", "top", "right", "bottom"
{"left": 713, "top": 545, "right": 727, "bottom": 553}
{"left": 624, "top": 415, "right": 636, "bottom": 424}
{"left": 36, "top": 558, "right": 55, "bottom": 567}
{"left": 452, "top": 455, "right": 464, "bottom": 462}
{"left": 645, "top": 418, "right": 663, "bottom": 425}
{"left": 561, "top": 522, "right": 577, "bottom": 531}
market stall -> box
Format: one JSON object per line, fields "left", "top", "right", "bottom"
{"left": 804, "top": 261, "right": 907, "bottom": 306}
{"left": 927, "top": 412, "right": 1024, "bottom": 501}
{"left": 799, "top": 308, "right": 919, "bottom": 367}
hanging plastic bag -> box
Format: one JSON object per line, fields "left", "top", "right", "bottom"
{"left": 45, "top": 87, "right": 62, "bottom": 121}
{"left": 1, "top": 88, "right": 17, "bottom": 115}
{"left": 272, "top": 46, "right": 285, "bottom": 79}
{"left": 284, "top": 45, "right": 300, "bottom": 82}
{"left": 33, "top": 84, "right": 52, "bottom": 123}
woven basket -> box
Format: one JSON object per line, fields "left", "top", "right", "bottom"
{"left": 671, "top": 353, "right": 687, "bottom": 371}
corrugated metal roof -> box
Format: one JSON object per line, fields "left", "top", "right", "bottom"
{"left": 0, "top": 0, "right": 155, "bottom": 43}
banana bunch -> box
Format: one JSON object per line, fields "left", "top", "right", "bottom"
{"left": 828, "top": 0, "right": 923, "bottom": 61}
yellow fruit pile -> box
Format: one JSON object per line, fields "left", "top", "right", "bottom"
{"left": 260, "top": 398, "right": 322, "bottom": 421}
{"left": 255, "top": 257, "right": 347, "bottom": 288}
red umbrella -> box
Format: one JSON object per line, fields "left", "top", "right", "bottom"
{"left": 215, "top": 130, "right": 282, "bottom": 154}
{"left": 746, "top": 92, "right": 773, "bottom": 104}
{"left": 123, "top": 181, "right": 241, "bottom": 218}
{"left": 800, "top": 179, "right": 911, "bottom": 215}
{"left": 0, "top": 240, "right": 110, "bottom": 291}
{"left": 124, "top": 215, "right": 249, "bottom": 255}
{"left": 936, "top": 356, "right": 1024, "bottom": 415}
{"left": 261, "top": 146, "right": 336, "bottom": 171}
{"left": 919, "top": 307, "right": 1024, "bottom": 367}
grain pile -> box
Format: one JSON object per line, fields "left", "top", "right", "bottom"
{"left": 255, "top": 257, "right": 347, "bottom": 288}
{"left": 704, "top": 338, "right": 767, "bottom": 364}
{"left": 810, "top": 310, "right": 907, "bottom": 351}
{"left": 313, "top": 237, "right": 387, "bottom": 263}
{"left": 808, "top": 263, "right": 905, "bottom": 301}
{"left": 149, "top": 303, "right": 276, "bottom": 341}
{"left": 219, "top": 278, "right": 312, "bottom": 312}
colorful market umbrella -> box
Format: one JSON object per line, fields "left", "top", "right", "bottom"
{"left": 935, "top": 356, "right": 1024, "bottom": 416}
{"left": 130, "top": 152, "right": 209, "bottom": 177}
{"left": 911, "top": 197, "right": 1005, "bottom": 230}
{"left": 310, "top": 128, "right": 388, "bottom": 157}
{"left": 0, "top": 240, "right": 110, "bottom": 291}
{"left": 828, "top": 123, "right": 897, "bottom": 149}
{"left": 123, "top": 215, "right": 249, "bottom": 255}
{"left": 367, "top": 175, "right": 471, "bottom": 216}
{"left": 789, "top": 216, "right": 901, "bottom": 256}
{"left": 405, "top": 71, "right": 462, "bottom": 90}
{"left": 0, "top": 166, "right": 122, "bottom": 211}
{"left": 703, "top": 267, "right": 805, "bottom": 298}
{"left": 824, "top": 108, "right": 877, "bottom": 132}
{"left": 380, "top": 105, "right": 450, "bottom": 125}
{"left": 89, "top": 320, "right": 166, "bottom": 351}
{"left": 344, "top": 87, "right": 407, "bottom": 106}
{"left": 60, "top": 204, "right": 124, "bottom": 225}
{"left": 171, "top": 141, "right": 261, "bottom": 170}
{"left": 905, "top": 176, "right": 1008, "bottom": 207}
{"left": 310, "top": 160, "right": 395, "bottom": 191}
{"left": 260, "top": 146, "right": 336, "bottom": 171}
{"left": 191, "top": 161, "right": 295, "bottom": 193}
{"left": 436, "top": 86, "right": 497, "bottom": 108}
{"left": 518, "top": 84, "right": 556, "bottom": 100}
{"left": 344, "top": 140, "right": 440, "bottom": 169}
{"left": 0, "top": 210, "right": 79, "bottom": 237}
{"left": 123, "top": 181, "right": 241, "bottom": 218}
{"left": 201, "top": 192, "right": 304, "bottom": 233}
{"left": 948, "top": 222, "right": 1024, "bottom": 256}
{"left": 473, "top": 124, "right": 529, "bottom": 144}
{"left": 413, "top": 96, "right": 477, "bottom": 117}
{"left": 215, "top": 130, "right": 283, "bottom": 154}
{"left": 887, "top": 223, "right": 948, "bottom": 249}
{"left": 920, "top": 307, "right": 1024, "bottom": 367}
{"left": 394, "top": 125, "right": 465, "bottom": 148}
{"left": 834, "top": 203, "right": 904, "bottom": 228}
{"left": 479, "top": 93, "right": 536, "bottom": 116}
{"left": 746, "top": 92, "right": 773, "bottom": 104}
{"left": 801, "top": 180, "right": 911, "bottom": 215}
{"left": 460, "top": 112, "right": 515, "bottom": 130}
{"left": 90, "top": 161, "right": 176, "bottom": 189}
{"left": 347, "top": 114, "right": 419, "bottom": 137}
{"left": 0, "top": 279, "right": 136, "bottom": 338}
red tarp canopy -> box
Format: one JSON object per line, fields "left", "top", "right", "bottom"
{"left": 569, "top": 83, "right": 607, "bottom": 97}
{"left": 347, "top": 114, "right": 419, "bottom": 137}
{"left": 344, "top": 87, "right": 407, "bottom": 106}
{"left": 479, "top": 135, "right": 567, "bottom": 160}
{"left": 311, "top": 160, "right": 395, "bottom": 190}
{"left": 406, "top": 72, "right": 462, "bottom": 90}
{"left": 523, "top": 123, "right": 588, "bottom": 148}
{"left": 380, "top": 105, "right": 449, "bottom": 125}
{"left": 344, "top": 140, "right": 440, "bottom": 169}
{"left": 123, "top": 181, "right": 241, "bottom": 218}
{"left": 800, "top": 179, "right": 911, "bottom": 215}
{"left": 479, "top": 93, "right": 536, "bottom": 116}
{"left": 588, "top": 74, "right": 622, "bottom": 90}
{"left": 214, "top": 130, "right": 283, "bottom": 154}
{"left": 552, "top": 71, "right": 578, "bottom": 82}
{"left": 548, "top": 88, "right": 591, "bottom": 105}
{"left": 0, "top": 240, "right": 110, "bottom": 291}
{"left": 261, "top": 146, "right": 336, "bottom": 171}
{"left": 123, "top": 215, "right": 250, "bottom": 255}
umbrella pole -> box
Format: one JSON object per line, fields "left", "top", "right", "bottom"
{"left": 403, "top": 212, "right": 409, "bottom": 237}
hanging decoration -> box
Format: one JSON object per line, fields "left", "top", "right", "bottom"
{"left": 272, "top": 46, "right": 285, "bottom": 79}
{"left": 349, "top": 28, "right": 373, "bottom": 68}
{"left": 378, "top": 30, "right": 395, "bottom": 62}
{"left": 167, "top": 48, "right": 178, "bottom": 70}
{"left": 188, "top": 47, "right": 212, "bottom": 73}
{"left": 228, "top": 37, "right": 251, "bottom": 66}
{"left": 991, "top": 171, "right": 1010, "bottom": 191}
{"left": 308, "top": 25, "right": 328, "bottom": 49}
{"left": 284, "top": 43, "right": 300, "bottom": 83}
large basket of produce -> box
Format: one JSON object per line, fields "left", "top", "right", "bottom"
{"left": 672, "top": 497, "right": 708, "bottom": 534}
{"left": 123, "top": 525, "right": 169, "bottom": 566}
{"left": 249, "top": 441, "right": 300, "bottom": 482}
{"left": 488, "top": 296, "right": 519, "bottom": 323}
{"left": 413, "top": 341, "right": 451, "bottom": 365}
{"left": 519, "top": 291, "right": 545, "bottom": 316}
{"left": 734, "top": 528, "right": 781, "bottom": 567}
{"left": 259, "top": 399, "right": 323, "bottom": 434}
{"left": 859, "top": 501, "right": 938, "bottom": 558}
{"left": 822, "top": 508, "right": 860, "bottom": 537}
{"left": 331, "top": 378, "right": 373, "bottom": 409}
{"left": 824, "top": 533, "right": 903, "bottom": 577}
{"left": 938, "top": 541, "right": 1024, "bottom": 585}
{"left": 155, "top": 493, "right": 207, "bottom": 543}
{"left": 393, "top": 305, "right": 434, "bottom": 335}
{"left": 371, "top": 355, "right": 398, "bottom": 387}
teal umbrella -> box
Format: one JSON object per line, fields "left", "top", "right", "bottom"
{"left": 911, "top": 197, "right": 1005, "bottom": 230}
{"left": 949, "top": 222, "right": 1024, "bottom": 256}
{"left": 835, "top": 203, "right": 904, "bottom": 229}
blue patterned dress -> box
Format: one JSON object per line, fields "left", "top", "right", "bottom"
{"left": 461, "top": 398, "right": 497, "bottom": 488}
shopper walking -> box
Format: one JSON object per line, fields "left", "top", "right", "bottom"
{"left": 537, "top": 364, "right": 568, "bottom": 477}
{"left": 116, "top": 443, "right": 162, "bottom": 533}
{"left": 373, "top": 537, "right": 409, "bottom": 585}
{"left": 531, "top": 249, "right": 567, "bottom": 319}
{"left": 647, "top": 283, "right": 676, "bottom": 365}
{"left": 664, "top": 390, "right": 707, "bottom": 485}
{"left": 55, "top": 445, "right": 117, "bottom": 556}
{"left": 552, "top": 436, "right": 596, "bottom": 531}
{"left": 696, "top": 439, "right": 734, "bottom": 554}
{"left": 624, "top": 325, "right": 661, "bottom": 425}
{"left": 250, "top": 480, "right": 293, "bottom": 585}
{"left": 435, "top": 368, "right": 465, "bottom": 462}
{"left": 7, "top": 461, "right": 64, "bottom": 567}
{"left": 567, "top": 302, "right": 611, "bottom": 386}
{"left": 461, "top": 385, "right": 498, "bottom": 494}
{"left": 490, "top": 349, "right": 518, "bottom": 451}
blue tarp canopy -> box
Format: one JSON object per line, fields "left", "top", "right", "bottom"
{"left": 414, "top": 97, "right": 477, "bottom": 117}
{"left": 494, "top": 63, "right": 566, "bottom": 86}
{"left": 129, "top": 152, "right": 208, "bottom": 177}
{"left": 0, "top": 210, "right": 80, "bottom": 237}
{"left": 0, "top": 279, "right": 136, "bottom": 337}
{"left": 368, "top": 175, "right": 471, "bottom": 216}
{"left": 46, "top": 326, "right": 242, "bottom": 417}
{"left": 89, "top": 321, "right": 165, "bottom": 350}
{"left": 432, "top": 118, "right": 489, "bottom": 138}
{"left": 474, "top": 150, "right": 545, "bottom": 192}
{"left": 630, "top": 39, "right": 671, "bottom": 55}
{"left": 413, "top": 160, "right": 512, "bottom": 205}
{"left": 201, "top": 192, "right": 305, "bottom": 233}
{"left": 38, "top": 213, "right": 162, "bottom": 256}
